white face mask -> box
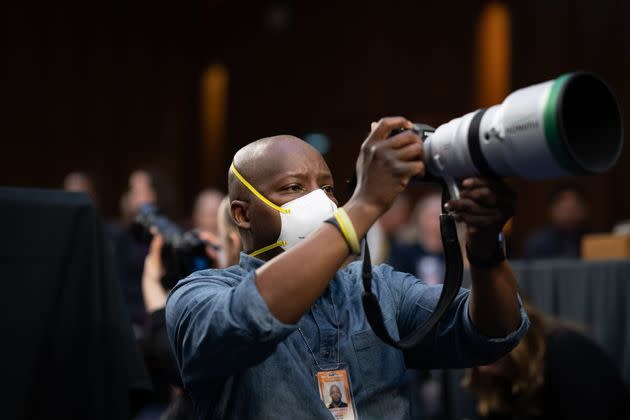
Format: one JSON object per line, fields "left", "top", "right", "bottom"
{"left": 230, "top": 163, "right": 338, "bottom": 257}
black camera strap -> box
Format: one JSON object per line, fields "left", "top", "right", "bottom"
{"left": 360, "top": 184, "right": 464, "bottom": 350}
{"left": 352, "top": 143, "right": 464, "bottom": 350}
{"left": 349, "top": 123, "right": 464, "bottom": 350}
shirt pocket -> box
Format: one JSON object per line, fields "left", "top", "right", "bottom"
{"left": 351, "top": 319, "right": 406, "bottom": 392}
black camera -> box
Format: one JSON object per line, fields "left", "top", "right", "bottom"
{"left": 133, "top": 204, "right": 214, "bottom": 290}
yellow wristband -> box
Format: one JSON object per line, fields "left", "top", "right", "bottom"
{"left": 333, "top": 208, "right": 361, "bottom": 255}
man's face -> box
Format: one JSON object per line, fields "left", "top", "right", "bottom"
{"left": 194, "top": 194, "right": 224, "bottom": 234}
{"left": 549, "top": 191, "right": 587, "bottom": 231}
{"left": 242, "top": 139, "right": 337, "bottom": 250}
{"left": 329, "top": 385, "right": 342, "bottom": 403}
{"left": 128, "top": 170, "right": 156, "bottom": 214}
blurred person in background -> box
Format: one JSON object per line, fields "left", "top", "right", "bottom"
{"left": 109, "top": 168, "right": 178, "bottom": 333}
{"left": 523, "top": 185, "right": 590, "bottom": 259}
{"left": 192, "top": 189, "right": 225, "bottom": 235}
{"left": 367, "top": 193, "right": 412, "bottom": 264}
{"left": 462, "top": 298, "right": 629, "bottom": 420}
{"left": 140, "top": 196, "right": 240, "bottom": 419}
{"left": 380, "top": 192, "right": 412, "bottom": 243}
{"left": 63, "top": 171, "right": 99, "bottom": 208}
{"left": 127, "top": 169, "right": 178, "bottom": 219}
{"left": 388, "top": 191, "right": 444, "bottom": 285}
{"left": 385, "top": 191, "right": 449, "bottom": 419}
{"left": 191, "top": 189, "right": 226, "bottom": 266}
{"left": 63, "top": 171, "right": 96, "bottom": 195}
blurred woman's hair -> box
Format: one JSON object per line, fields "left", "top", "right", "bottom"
{"left": 217, "top": 197, "right": 242, "bottom": 267}
{"left": 462, "top": 300, "right": 575, "bottom": 417}
{"left": 218, "top": 197, "right": 239, "bottom": 245}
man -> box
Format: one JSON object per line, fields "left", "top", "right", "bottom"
{"left": 328, "top": 385, "right": 348, "bottom": 409}
{"left": 388, "top": 191, "right": 444, "bottom": 284}
{"left": 523, "top": 184, "right": 590, "bottom": 259}
{"left": 166, "top": 117, "right": 529, "bottom": 419}
{"left": 193, "top": 189, "right": 226, "bottom": 235}
{"left": 138, "top": 198, "right": 242, "bottom": 419}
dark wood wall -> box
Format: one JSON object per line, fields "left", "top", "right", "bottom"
{"left": 508, "top": 0, "right": 630, "bottom": 252}
{"left": 215, "top": 1, "right": 480, "bottom": 200}
{"left": 4, "top": 1, "right": 203, "bottom": 218}
{"left": 4, "top": 0, "right": 630, "bottom": 253}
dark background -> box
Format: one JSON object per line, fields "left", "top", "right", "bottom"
{"left": 4, "top": 0, "right": 629, "bottom": 254}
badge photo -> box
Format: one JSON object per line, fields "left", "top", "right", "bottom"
{"left": 316, "top": 368, "right": 357, "bottom": 420}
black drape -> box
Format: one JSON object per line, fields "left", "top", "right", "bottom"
{"left": 0, "top": 187, "right": 151, "bottom": 419}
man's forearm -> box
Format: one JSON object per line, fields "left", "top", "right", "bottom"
{"left": 468, "top": 262, "right": 520, "bottom": 337}
{"left": 255, "top": 199, "right": 381, "bottom": 324}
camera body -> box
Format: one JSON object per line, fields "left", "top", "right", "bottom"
{"left": 134, "top": 204, "right": 214, "bottom": 290}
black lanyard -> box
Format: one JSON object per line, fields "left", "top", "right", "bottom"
{"left": 349, "top": 124, "right": 465, "bottom": 350}
{"left": 360, "top": 205, "right": 463, "bottom": 350}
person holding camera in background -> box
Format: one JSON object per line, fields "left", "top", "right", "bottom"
{"left": 140, "top": 196, "right": 242, "bottom": 419}
{"left": 166, "top": 117, "right": 530, "bottom": 419}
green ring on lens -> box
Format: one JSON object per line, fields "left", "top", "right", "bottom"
{"left": 543, "top": 73, "right": 589, "bottom": 175}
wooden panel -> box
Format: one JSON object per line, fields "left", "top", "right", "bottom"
{"left": 4, "top": 0, "right": 629, "bottom": 252}
{"left": 508, "top": 0, "right": 630, "bottom": 254}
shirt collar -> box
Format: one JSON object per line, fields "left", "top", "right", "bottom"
{"left": 239, "top": 252, "right": 266, "bottom": 271}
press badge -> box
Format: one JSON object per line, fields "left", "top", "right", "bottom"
{"left": 316, "top": 367, "right": 358, "bottom": 420}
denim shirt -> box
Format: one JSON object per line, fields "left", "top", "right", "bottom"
{"left": 166, "top": 253, "right": 529, "bottom": 419}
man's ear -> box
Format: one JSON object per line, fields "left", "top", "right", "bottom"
{"left": 231, "top": 200, "right": 250, "bottom": 229}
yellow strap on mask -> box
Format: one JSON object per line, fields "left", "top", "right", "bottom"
{"left": 249, "top": 241, "right": 288, "bottom": 257}
{"left": 230, "top": 163, "right": 290, "bottom": 214}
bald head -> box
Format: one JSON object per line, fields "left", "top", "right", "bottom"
{"left": 329, "top": 384, "right": 342, "bottom": 402}
{"left": 227, "top": 135, "right": 336, "bottom": 257}
{"left": 228, "top": 135, "right": 325, "bottom": 202}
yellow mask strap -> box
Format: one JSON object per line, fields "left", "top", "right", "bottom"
{"left": 249, "top": 241, "right": 288, "bottom": 257}
{"left": 230, "top": 163, "right": 290, "bottom": 214}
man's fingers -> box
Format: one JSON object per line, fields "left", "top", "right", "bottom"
{"left": 369, "top": 116, "right": 413, "bottom": 140}
{"left": 447, "top": 198, "right": 495, "bottom": 216}
{"left": 395, "top": 160, "right": 425, "bottom": 178}
{"left": 453, "top": 212, "right": 501, "bottom": 227}
{"left": 461, "top": 178, "right": 491, "bottom": 189}
{"left": 460, "top": 177, "right": 516, "bottom": 209}
{"left": 384, "top": 128, "right": 422, "bottom": 150}
{"left": 394, "top": 141, "right": 424, "bottom": 162}
{"left": 369, "top": 128, "right": 422, "bottom": 165}
{"left": 459, "top": 187, "right": 496, "bottom": 207}
{"left": 462, "top": 177, "right": 515, "bottom": 196}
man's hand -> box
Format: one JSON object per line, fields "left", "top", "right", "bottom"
{"left": 351, "top": 117, "right": 425, "bottom": 217}
{"left": 446, "top": 177, "right": 521, "bottom": 337}
{"left": 446, "top": 177, "right": 516, "bottom": 257}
